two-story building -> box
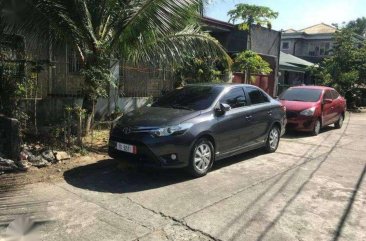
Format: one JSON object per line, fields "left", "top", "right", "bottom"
{"left": 281, "top": 23, "right": 336, "bottom": 63}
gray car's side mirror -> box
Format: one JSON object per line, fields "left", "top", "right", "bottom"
{"left": 220, "top": 103, "right": 231, "bottom": 112}
{"left": 215, "top": 103, "right": 231, "bottom": 116}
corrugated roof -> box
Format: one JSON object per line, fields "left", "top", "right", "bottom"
{"left": 280, "top": 52, "right": 314, "bottom": 72}
{"left": 280, "top": 52, "right": 314, "bottom": 66}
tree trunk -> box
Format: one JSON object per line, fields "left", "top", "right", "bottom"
{"left": 83, "top": 96, "right": 95, "bottom": 136}
{"left": 81, "top": 51, "right": 105, "bottom": 136}
{"left": 77, "top": 110, "right": 83, "bottom": 146}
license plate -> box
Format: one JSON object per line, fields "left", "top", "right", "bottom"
{"left": 116, "top": 142, "right": 137, "bottom": 154}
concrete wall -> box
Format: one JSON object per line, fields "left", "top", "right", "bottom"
{"left": 251, "top": 26, "right": 281, "bottom": 57}
{"left": 32, "top": 96, "right": 149, "bottom": 126}
{"left": 251, "top": 27, "right": 281, "bottom": 96}
{"left": 95, "top": 97, "right": 150, "bottom": 120}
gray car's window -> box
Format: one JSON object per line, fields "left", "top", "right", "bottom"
{"left": 152, "top": 86, "right": 223, "bottom": 111}
{"left": 247, "top": 87, "right": 269, "bottom": 105}
{"left": 220, "top": 88, "right": 247, "bottom": 109}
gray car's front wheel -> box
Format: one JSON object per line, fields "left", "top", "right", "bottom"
{"left": 264, "top": 126, "right": 280, "bottom": 153}
{"left": 188, "top": 138, "right": 214, "bottom": 177}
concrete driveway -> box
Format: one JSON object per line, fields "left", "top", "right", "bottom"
{"left": 1, "top": 112, "right": 365, "bottom": 241}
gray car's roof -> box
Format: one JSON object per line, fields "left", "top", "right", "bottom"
{"left": 186, "top": 83, "right": 255, "bottom": 88}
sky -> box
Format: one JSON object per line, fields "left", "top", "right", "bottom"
{"left": 205, "top": 0, "right": 366, "bottom": 31}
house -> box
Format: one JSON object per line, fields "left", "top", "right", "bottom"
{"left": 2, "top": 16, "right": 281, "bottom": 125}
{"left": 201, "top": 17, "right": 281, "bottom": 97}
{"left": 281, "top": 23, "right": 337, "bottom": 63}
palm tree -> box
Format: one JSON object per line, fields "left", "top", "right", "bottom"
{"left": 1, "top": 0, "right": 229, "bottom": 133}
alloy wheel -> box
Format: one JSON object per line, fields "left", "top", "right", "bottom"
{"left": 269, "top": 128, "right": 279, "bottom": 150}
{"left": 194, "top": 143, "right": 212, "bottom": 172}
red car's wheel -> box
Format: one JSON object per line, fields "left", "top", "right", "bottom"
{"left": 335, "top": 114, "right": 344, "bottom": 129}
{"left": 312, "top": 120, "right": 321, "bottom": 136}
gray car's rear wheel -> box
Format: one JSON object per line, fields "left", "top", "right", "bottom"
{"left": 188, "top": 138, "right": 214, "bottom": 177}
{"left": 264, "top": 126, "right": 280, "bottom": 153}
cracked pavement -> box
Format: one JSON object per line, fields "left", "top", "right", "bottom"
{"left": 0, "top": 112, "right": 365, "bottom": 241}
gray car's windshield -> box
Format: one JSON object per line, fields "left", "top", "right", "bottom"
{"left": 152, "top": 86, "right": 224, "bottom": 111}
{"left": 280, "top": 88, "right": 322, "bottom": 102}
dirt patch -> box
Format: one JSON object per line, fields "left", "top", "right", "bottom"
{"left": 0, "top": 152, "right": 108, "bottom": 187}
{"left": 0, "top": 129, "right": 111, "bottom": 187}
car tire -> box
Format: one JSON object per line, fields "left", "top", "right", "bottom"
{"left": 188, "top": 138, "right": 214, "bottom": 178}
{"left": 264, "top": 126, "right": 280, "bottom": 153}
{"left": 335, "top": 114, "right": 344, "bottom": 129}
{"left": 312, "top": 119, "right": 321, "bottom": 136}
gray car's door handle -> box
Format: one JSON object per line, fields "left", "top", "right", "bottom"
{"left": 245, "top": 115, "right": 253, "bottom": 120}
{"left": 267, "top": 111, "right": 272, "bottom": 115}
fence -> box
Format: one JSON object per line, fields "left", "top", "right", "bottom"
{"left": 120, "top": 64, "right": 176, "bottom": 98}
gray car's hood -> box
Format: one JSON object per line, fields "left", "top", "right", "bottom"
{"left": 117, "top": 106, "right": 200, "bottom": 127}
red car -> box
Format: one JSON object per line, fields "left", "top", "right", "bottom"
{"left": 279, "top": 86, "right": 347, "bottom": 135}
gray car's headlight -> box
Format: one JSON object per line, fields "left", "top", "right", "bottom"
{"left": 151, "top": 123, "right": 194, "bottom": 137}
{"left": 300, "top": 107, "right": 316, "bottom": 116}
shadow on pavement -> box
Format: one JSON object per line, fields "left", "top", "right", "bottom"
{"left": 283, "top": 125, "right": 335, "bottom": 139}
{"left": 332, "top": 164, "right": 366, "bottom": 241}
{"left": 63, "top": 149, "right": 264, "bottom": 194}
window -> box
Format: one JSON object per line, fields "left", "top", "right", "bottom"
{"left": 246, "top": 87, "right": 269, "bottom": 105}
{"left": 279, "top": 88, "right": 322, "bottom": 102}
{"left": 152, "top": 85, "right": 223, "bottom": 111}
{"left": 308, "top": 43, "right": 316, "bottom": 56}
{"left": 308, "top": 42, "right": 332, "bottom": 57}
{"left": 282, "top": 42, "right": 290, "bottom": 50}
{"left": 220, "top": 88, "right": 247, "bottom": 109}
{"left": 323, "top": 90, "right": 333, "bottom": 100}
{"left": 68, "top": 49, "right": 82, "bottom": 73}
{"left": 331, "top": 90, "right": 340, "bottom": 99}
{"left": 319, "top": 42, "right": 332, "bottom": 56}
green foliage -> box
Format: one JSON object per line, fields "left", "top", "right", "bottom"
{"left": 346, "top": 17, "right": 366, "bottom": 37}
{"left": 175, "top": 54, "right": 230, "bottom": 85}
{"left": 80, "top": 52, "right": 112, "bottom": 100}
{"left": 63, "top": 105, "right": 86, "bottom": 147}
{"left": 233, "top": 50, "right": 272, "bottom": 76}
{"left": 309, "top": 28, "right": 366, "bottom": 106}
{"left": 228, "top": 4, "right": 278, "bottom": 30}
{"left": 1, "top": 0, "right": 230, "bottom": 103}
{"left": 0, "top": 63, "right": 26, "bottom": 117}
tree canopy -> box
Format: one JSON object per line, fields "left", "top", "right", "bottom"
{"left": 175, "top": 53, "right": 230, "bottom": 86}
{"left": 309, "top": 28, "right": 366, "bottom": 106}
{"left": 233, "top": 50, "right": 272, "bottom": 80}
{"left": 346, "top": 17, "right": 366, "bottom": 37}
{"left": 228, "top": 4, "right": 278, "bottom": 31}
